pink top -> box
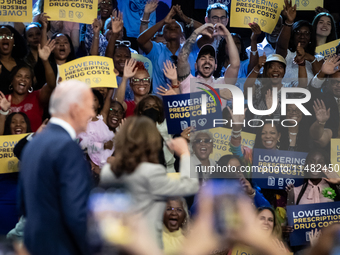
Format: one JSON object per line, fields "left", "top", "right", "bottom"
{"left": 294, "top": 179, "right": 334, "bottom": 205}
{"left": 179, "top": 74, "right": 226, "bottom": 107}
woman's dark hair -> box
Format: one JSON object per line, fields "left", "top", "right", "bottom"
{"left": 110, "top": 100, "right": 125, "bottom": 116}
{"left": 215, "top": 155, "right": 244, "bottom": 178}
{"left": 254, "top": 117, "right": 281, "bottom": 149}
{"left": 312, "top": 12, "right": 337, "bottom": 44}
{"left": 295, "top": 148, "right": 340, "bottom": 204}
{"left": 257, "top": 207, "right": 282, "bottom": 238}
{"left": 4, "top": 112, "right": 32, "bottom": 135}
{"left": 112, "top": 116, "right": 161, "bottom": 178}
{"left": 114, "top": 44, "right": 131, "bottom": 57}
{"left": 92, "top": 89, "right": 104, "bottom": 115}
{"left": 0, "top": 25, "right": 27, "bottom": 59}
{"left": 24, "top": 23, "right": 43, "bottom": 68}
{"left": 214, "top": 33, "right": 248, "bottom": 79}
{"left": 289, "top": 20, "right": 315, "bottom": 55}
{"left": 10, "top": 64, "right": 35, "bottom": 88}
{"left": 134, "top": 95, "right": 165, "bottom": 124}
{"left": 49, "top": 33, "right": 75, "bottom": 76}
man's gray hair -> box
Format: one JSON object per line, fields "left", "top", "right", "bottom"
{"left": 49, "top": 80, "right": 90, "bottom": 116}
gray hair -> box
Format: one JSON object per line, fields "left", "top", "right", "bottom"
{"left": 49, "top": 80, "right": 90, "bottom": 116}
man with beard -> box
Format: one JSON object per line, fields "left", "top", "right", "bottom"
{"left": 246, "top": 16, "right": 283, "bottom": 58}
{"left": 177, "top": 23, "right": 240, "bottom": 104}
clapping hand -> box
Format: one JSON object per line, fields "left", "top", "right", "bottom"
{"left": 92, "top": 18, "right": 102, "bottom": 34}
{"left": 249, "top": 22, "right": 261, "bottom": 41}
{"left": 123, "top": 59, "right": 137, "bottom": 79}
{"left": 282, "top": 0, "right": 297, "bottom": 24}
{"left": 313, "top": 99, "right": 330, "bottom": 124}
{"left": 163, "top": 60, "right": 177, "bottom": 81}
{"left": 38, "top": 39, "right": 56, "bottom": 61}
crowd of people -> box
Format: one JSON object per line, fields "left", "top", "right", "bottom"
{"left": 1, "top": 0, "right": 340, "bottom": 254}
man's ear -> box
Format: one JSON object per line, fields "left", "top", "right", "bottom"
{"left": 226, "top": 17, "right": 229, "bottom": 26}
{"left": 214, "top": 63, "right": 217, "bottom": 71}
{"left": 205, "top": 16, "right": 210, "bottom": 23}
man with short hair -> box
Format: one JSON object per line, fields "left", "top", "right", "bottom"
{"left": 177, "top": 23, "right": 240, "bottom": 104}
{"left": 19, "top": 80, "right": 95, "bottom": 255}
{"left": 198, "top": 3, "right": 229, "bottom": 49}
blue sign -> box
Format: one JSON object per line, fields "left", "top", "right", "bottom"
{"left": 287, "top": 202, "right": 340, "bottom": 246}
{"left": 162, "top": 90, "right": 223, "bottom": 134}
{"left": 252, "top": 149, "right": 307, "bottom": 190}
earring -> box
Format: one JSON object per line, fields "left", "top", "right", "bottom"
{"left": 13, "top": 44, "right": 15, "bottom": 46}
{"left": 9, "top": 84, "right": 13, "bottom": 90}
{"left": 28, "top": 87, "right": 33, "bottom": 93}
{"left": 276, "top": 139, "right": 280, "bottom": 149}
{"left": 182, "top": 219, "right": 187, "bottom": 227}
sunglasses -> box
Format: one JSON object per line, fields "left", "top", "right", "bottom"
{"left": 131, "top": 77, "right": 151, "bottom": 84}
{"left": 109, "top": 108, "right": 124, "bottom": 115}
{"left": 193, "top": 139, "right": 213, "bottom": 144}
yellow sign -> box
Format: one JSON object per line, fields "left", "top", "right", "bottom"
{"left": 330, "top": 139, "right": 340, "bottom": 177}
{"left": 59, "top": 56, "right": 117, "bottom": 88}
{"left": 208, "top": 127, "right": 255, "bottom": 162}
{"left": 316, "top": 39, "right": 340, "bottom": 60}
{"left": 131, "top": 53, "right": 153, "bottom": 78}
{"left": 231, "top": 245, "right": 255, "bottom": 255}
{"left": 0, "top": 133, "right": 28, "bottom": 174}
{"left": 230, "top": 0, "right": 284, "bottom": 34}
{"left": 294, "top": 0, "right": 323, "bottom": 11}
{"left": 43, "top": 0, "right": 98, "bottom": 24}
{"left": 0, "top": 0, "right": 32, "bottom": 23}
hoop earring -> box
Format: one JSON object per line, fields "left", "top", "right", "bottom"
{"left": 9, "top": 84, "right": 13, "bottom": 90}
{"left": 28, "top": 87, "right": 33, "bottom": 93}
{"left": 276, "top": 139, "right": 280, "bottom": 150}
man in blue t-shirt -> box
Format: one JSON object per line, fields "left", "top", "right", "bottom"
{"left": 137, "top": 7, "right": 199, "bottom": 94}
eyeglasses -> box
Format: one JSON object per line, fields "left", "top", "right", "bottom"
{"left": 295, "top": 30, "right": 311, "bottom": 37}
{"left": 211, "top": 16, "right": 228, "bottom": 23}
{"left": 0, "top": 34, "right": 13, "bottom": 40}
{"left": 166, "top": 207, "right": 183, "bottom": 213}
{"left": 193, "top": 139, "right": 213, "bottom": 144}
{"left": 115, "top": 40, "right": 131, "bottom": 47}
{"left": 286, "top": 108, "right": 302, "bottom": 114}
{"left": 109, "top": 108, "right": 124, "bottom": 115}
{"left": 131, "top": 77, "right": 151, "bottom": 84}
{"left": 100, "top": 1, "right": 112, "bottom": 5}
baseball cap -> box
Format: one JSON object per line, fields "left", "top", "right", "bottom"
{"left": 265, "top": 54, "right": 286, "bottom": 66}
{"left": 196, "top": 44, "right": 216, "bottom": 62}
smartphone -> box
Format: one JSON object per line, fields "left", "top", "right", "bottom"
{"left": 203, "top": 179, "right": 244, "bottom": 236}
{"left": 88, "top": 183, "right": 134, "bottom": 248}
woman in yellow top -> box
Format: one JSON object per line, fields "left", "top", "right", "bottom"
{"left": 162, "top": 197, "right": 190, "bottom": 255}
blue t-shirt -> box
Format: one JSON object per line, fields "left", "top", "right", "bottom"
{"left": 145, "top": 41, "right": 199, "bottom": 94}
{"left": 117, "top": 0, "right": 156, "bottom": 38}
{"left": 116, "top": 76, "right": 134, "bottom": 101}
{"left": 221, "top": 59, "right": 250, "bottom": 79}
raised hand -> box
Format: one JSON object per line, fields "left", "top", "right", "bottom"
{"left": 295, "top": 42, "right": 305, "bottom": 63}
{"left": 157, "top": 84, "right": 178, "bottom": 96}
{"left": 285, "top": 183, "right": 295, "bottom": 193}
{"left": 321, "top": 55, "right": 340, "bottom": 75}
{"left": 166, "top": 137, "right": 190, "bottom": 156}
{"left": 0, "top": 91, "right": 11, "bottom": 111}
{"left": 309, "top": 228, "right": 321, "bottom": 247}
{"left": 195, "top": 23, "right": 214, "bottom": 38}
{"left": 164, "top": 6, "right": 176, "bottom": 24}
{"left": 213, "top": 23, "right": 231, "bottom": 37}
{"left": 174, "top": 4, "right": 185, "bottom": 20}
{"left": 123, "top": 59, "right": 137, "bottom": 79}
{"left": 144, "top": 0, "right": 159, "bottom": 14}
{"left": 313, "top": 99, "right": 330, "bottom": 124}
{"left": 283, "top": 0, "right": 297, "bottom": 23}
{"left": 111, "top": 10, "right": 124, "bottom": 34}
{"left": 38, "top": 39, "right": 56, "bottom": 61}
{"left": 163, "top": 60, "right": 177, "bottom": 81}
{"left": 227, "top": 106, "right": 247, "bottom": 124}
{"left": 249, "top": 22, "right": 261, "bottom": 41}
{"left": 38, "top": 12, "right": 50, "bottom": 29}
{"left": 92, "top": 18, "right": 102, "bottom": 34}
{"left": 180, "top": 126, "right": 191, "bottom": 142}
{"left": 240, "top": 178, "right": 255, "bottom": 196}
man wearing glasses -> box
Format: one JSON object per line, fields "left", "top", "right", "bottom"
{"left": 197, "top": 3, "right": 229, "bottom": 50}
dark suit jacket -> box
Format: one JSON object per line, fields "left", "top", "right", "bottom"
{"left": 19, "top": 124, "right": 91, "bottom": 255}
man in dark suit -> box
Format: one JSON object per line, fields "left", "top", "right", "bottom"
{"left": 18, "top": 80, "right": 95, "bottom": 255}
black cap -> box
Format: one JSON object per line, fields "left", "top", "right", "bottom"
{"left": 196, "top": 44, "right": 216, "bottom": 62}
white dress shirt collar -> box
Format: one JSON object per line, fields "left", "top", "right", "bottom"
{"left": 49, "top": 117, "right": 76, "bottom": 140}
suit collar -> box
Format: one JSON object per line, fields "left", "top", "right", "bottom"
{"left": 49, "top": 117, "right": 76, "bottom": 140}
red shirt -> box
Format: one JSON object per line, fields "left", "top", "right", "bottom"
{"left": 7, "top": 90, "right": 44, "bottom": 132}
{"left": 125, "top": 100, "right": 136, "bottom": 117}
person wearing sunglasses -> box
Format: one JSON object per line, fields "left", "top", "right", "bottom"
{"left": 190, "top": 131, "right": 216, "bottom": 177}
{"left": 114, "top": 59, "right": 151, "bottom": 117}
{"left": 0, "top": 25, "right": 27, "bottom": 95}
